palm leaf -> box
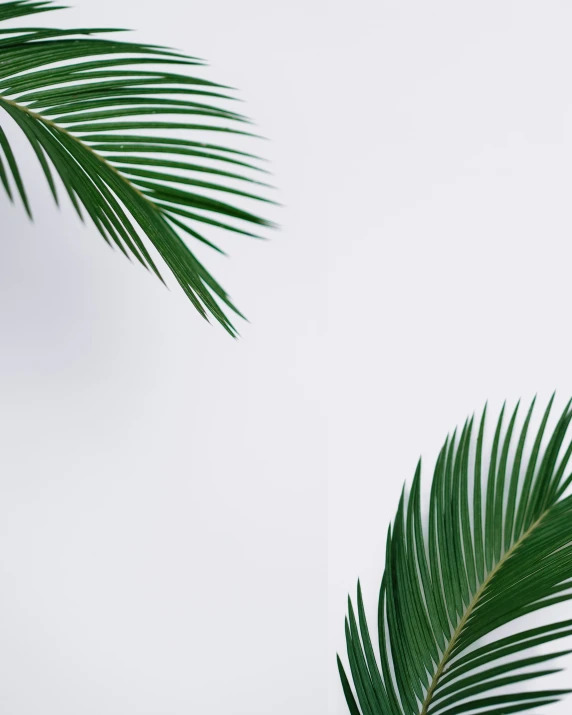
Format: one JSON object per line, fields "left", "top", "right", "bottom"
{"left": 339, "top": 397, "right": 572, "bottom": 715}
{"left": 0, "top": 0, "right": 275, "bottom": 335}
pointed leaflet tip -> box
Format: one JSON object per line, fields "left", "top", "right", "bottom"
{"left": 343, "top": 397, "right": 572, "bottom": 715}
{"left": 0, "top": 0, "right": 274, "bottom": 332}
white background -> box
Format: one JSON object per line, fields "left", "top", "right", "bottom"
{"left": 2, "top": 1, "right": 572, "bottom": 714}
{"left": 327, "top": 2, "right": 572, "bottom": 714}
{"left": 0, "top": 0, "right": 326, "bottom": 713}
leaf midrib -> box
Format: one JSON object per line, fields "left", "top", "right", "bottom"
{"left": 0, "top": 93, "right": 161, "bottom": 211}
{"left": 419, "top": 511, "right": 548, "bottom": 715}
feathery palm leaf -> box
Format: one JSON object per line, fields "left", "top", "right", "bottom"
{"left": 0, "top": 0, "right": 274, "bottom": 335}
{"left": 339, "top": 397, "right": 572, "bottom": 715}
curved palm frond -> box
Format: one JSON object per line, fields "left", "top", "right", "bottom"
{"left": 339, "top": 396, "right": 572, "bottom": 715}
{"left": 0, "top": 0, "right": 275, "bottom": 335}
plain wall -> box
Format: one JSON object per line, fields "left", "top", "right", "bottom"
{"left": 328, "top": 2, "right": 572, "bottom": 714}
{"left": 3, "top": 1, "right": 572, "bottom": 714}
{"left": 0, "top": 0, "right": 327, "bottom": 713}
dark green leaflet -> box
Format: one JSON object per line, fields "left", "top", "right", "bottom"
{"left": 339, "top": 397, "right": 572, "bottom": 715}
{"left": 0, "top": 0, "right": 273, "bottom": 335}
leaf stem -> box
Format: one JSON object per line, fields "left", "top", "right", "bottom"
{"left": 0, "top": 93, "right": 158, "bottom": 208}
{"left": 419, "top": 512, "right": 548, "bottom": 715}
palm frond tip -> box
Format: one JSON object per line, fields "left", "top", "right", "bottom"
{"left": 0, "top": 0, "right": 274, "bottom": 335}
{"left": 339, "top": 396, "right": 572, "bottom": 715}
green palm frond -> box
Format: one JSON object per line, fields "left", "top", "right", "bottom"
{"left": 339, "top": 396, "right": 572, "bottom": 715}
{"left": 0, "top": 0, "right": 275, "bottom": 335}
